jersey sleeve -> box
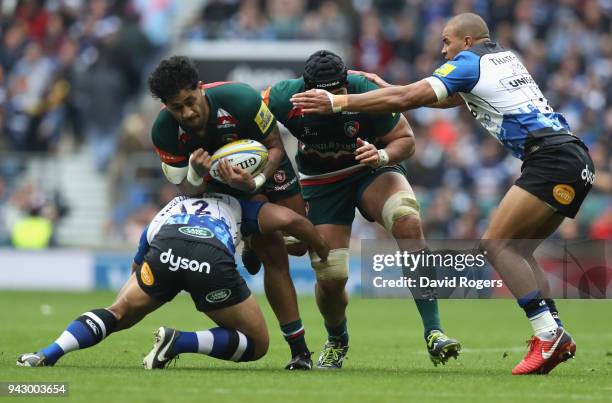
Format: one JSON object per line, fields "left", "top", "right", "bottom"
{"left": 133, "top": 224, "right": 150, "bottom": 265}
{"left": 430, "top": 51, "right": 480, "bottom": 95}
{"left": 151, "top": 109, "right": 189, "bottom": 167}
{"left": 222, "top": 83, "right": 277, "bottom": 142}
{"left": 265, "top": 80, "right": 295, "bottom": 126}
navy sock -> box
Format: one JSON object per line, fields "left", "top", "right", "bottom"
{"left": 171, "top": 327, "right": 255, "bottom": 362}
{"left": 517, "top": 290, "right": 548, "bottom": 318}
{"left": 325, "top": 318, "right": 348, "bottom": 346}
{"left": 39, "top": 309, "right": 117, "bottom": 364}
{"left": 545, "top": 298, "right": 563, "bottom": 327}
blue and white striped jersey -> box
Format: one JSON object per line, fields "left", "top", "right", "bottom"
{"left": 133, "top": 193, "right": 264, "bottom": 265}
{"left": 426, "top": 41, "right": 575, "bottom": 159}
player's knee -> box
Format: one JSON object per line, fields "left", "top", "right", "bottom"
{"left": 251, "top": 335, "right": 269, "bottom": 360}
{"left": 254, "top": 233, "right": 289, "bottom": 270}
{"left": 391, "top": 214, "right": 423, "bottom": 240}
{"left": 310, "top": 248, "right": 349, "bottom": 282}
{"left": 286, "top": 241, "right": 308, "bottom": 257}
{"left": 381, "top": 191, "right": 421, "bottom": 232}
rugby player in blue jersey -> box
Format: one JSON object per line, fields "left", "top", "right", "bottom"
{"left": 290, "top": 12, "right": 594, "bottom": 375}
{"left": 17, "top": 189, "right": 328, "bottom": 369}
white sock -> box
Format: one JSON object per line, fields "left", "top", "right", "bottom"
{"left": 530, "top": 310, "right": 558, "bottom": 339}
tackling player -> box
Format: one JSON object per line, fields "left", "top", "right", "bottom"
{"left": 16, "top": 191, "right": 329, "bottom": 369}
{"left": 290, "top": 13, "right": 594, "bottom": 375}
{"left": 263, "top": 50, "right": 461, "bottom": 368}
{"left": 147, "top": 56, "right": 312, "bottom": 370}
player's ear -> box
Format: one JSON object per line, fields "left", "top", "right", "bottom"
{"left": 464, "top": 36, "right": 473, "bottom": 49}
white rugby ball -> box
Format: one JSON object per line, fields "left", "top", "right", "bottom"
{"left": 209, "top": 139, "right": 268, "bottom": 183}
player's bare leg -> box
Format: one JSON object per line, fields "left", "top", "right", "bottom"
{"left": 480, "top": 186, "right": 575, "bottom": 374}
{"left": 516, "top": 214, "right": 566, "bottom": 326}
{"left": 274, "top": 192, "right": 309, "bottom": 256}
{"left": 251, "top": 229, "right": 313, "bottom": 369}
{"left": 18, "top": 273, "right": 163, "bottom": 367}
{"left": 360, "top": 171, "right": 461, "bottom": 365}
{"left": 312, "top": 223, "right": 351, "bottom": 369}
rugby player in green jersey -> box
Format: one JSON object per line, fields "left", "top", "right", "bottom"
{"left": 146, "top": 56, "right": 314, "bottom": 370}
{"left": 263, "top": 50, "right": 461, "bottom": 368}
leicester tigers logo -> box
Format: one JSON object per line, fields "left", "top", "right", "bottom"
{"left": 344, "top": 121, "right": 360, "bottom": 138}
{"left": 274, "top": 170, "right": 286, "bottom": 184}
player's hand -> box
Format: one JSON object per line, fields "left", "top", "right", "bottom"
{"left": 348, "top": 69, "right": 392, "bottom": 88}
{"left": 190, "top": 148, "right": 212, "bottom": 177}
{"left": 290, "top": 89, "right": 334, "bottom": 115}
{"left": 355, "top": 137, "right": 382, "bottom": 168}
{"left": 218, "top": 159, "right": 256, "bottom": 192}
{"left": 313, "top": 237, "right": 330, "bottom": 263}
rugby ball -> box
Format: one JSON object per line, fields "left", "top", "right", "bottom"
{"left": 209, "top": 139, "right": 268, "bottom": 183}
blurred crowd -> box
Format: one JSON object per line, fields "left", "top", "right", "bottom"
{"left": 1, "top": 0, "right": 611, "bottom": 247}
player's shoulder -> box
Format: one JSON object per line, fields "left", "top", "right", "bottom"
{"left": 464, "top": 40, "right": 506, "bottom": 58}
{"left": 151, "top": 108, "right": 179, "bottom": 143}
{"left": 347, "top": 74, "right": 379, "bottom": 93}
{"left": 270, "top": 78, "right": 305, "bottom": 99}
{"left": 205, "top": 81, "right": 262, "bottom": 115}
{"left": 205, "top": 81, "right": 258, "bottom": 99}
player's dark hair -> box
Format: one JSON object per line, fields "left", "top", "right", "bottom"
{"left": 148, "top": 56, "right": 200, "bottom": 103}
{"left": 303, "top": 50, "right": 348, "bottom": 91}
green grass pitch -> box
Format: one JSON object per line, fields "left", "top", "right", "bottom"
{"left": 1, "top": 291, "right": 611, "bottom": 402}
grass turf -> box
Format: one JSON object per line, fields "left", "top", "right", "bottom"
{"left": 1, "top": 291, "right": 611, "bottom": 402}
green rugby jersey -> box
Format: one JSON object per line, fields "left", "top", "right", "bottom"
{"left": 264, "top": 74, "right": 400, "bottom": 178}
{"left": 152, "top": 81, "right": 276, "bottom": 168}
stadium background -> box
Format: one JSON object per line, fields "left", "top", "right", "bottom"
{"left": 1, "top": 2, "right": 611, "bottom": 401}
{"left": 0, "top": 0, "right": 610, "bottom": 292}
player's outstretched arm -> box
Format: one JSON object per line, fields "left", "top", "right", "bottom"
{"left": 290, "top": 79, "right": 439, "bottom": 114}
{"left": 426, "top": 93, "right": 464, "bottom": 109}
{"left": 257, "top": 203, "right": 329, "bottom": 262}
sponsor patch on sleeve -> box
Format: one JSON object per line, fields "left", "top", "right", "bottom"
{"left": 433, "top": 63, "right": 457, "bottom": 77}
{"left": 254, "top": 101, "right": 274, "bottom": 134}
{"left": 154, "top": 146, "right": 187, "bottom": 165}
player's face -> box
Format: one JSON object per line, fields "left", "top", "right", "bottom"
{"left": 165, "top": 85, "right": 207, "bottom": 129}
{"left": 441, "top": 25, "right": 465, "bottom": 60}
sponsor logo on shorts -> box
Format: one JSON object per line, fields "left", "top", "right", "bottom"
{"left": 160, "top": 248, "right": 211, "bottom": 273}
{"left": 141, "top": 262, "right": 155, "bottom": 286}
{"left": 274, "top": 169, "right": 286, "bottom": 184}
{"left": 344, "top": 121, "right": 360, "bottom": 138}
{"left": 581, "top": 164, "right": 595, "bottom": 185}
{"left": 178, "top": 226, "right": 214, "bottom": 239}
{"left": 552, "top": 184, "right": 575, "bottom": 205}
{"left": 205, "top": 289, "right": 232, "bottom": 303}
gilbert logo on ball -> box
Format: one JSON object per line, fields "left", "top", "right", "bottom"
{"left": 209, "top": 140, "right": 268, "bottom": 183}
